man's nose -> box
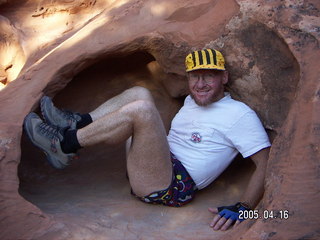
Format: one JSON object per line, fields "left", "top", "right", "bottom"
{"left": 196, "top": 76, "right": 206, "bottom": 88}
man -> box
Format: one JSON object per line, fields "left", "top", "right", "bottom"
{"left": 24, "top": 49, "right": 271, "bottom": 231}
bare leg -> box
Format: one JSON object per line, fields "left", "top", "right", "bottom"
{"left": 89, "top": 86, "right": 154, "bottom": 121}
{"left": 77, "top": 99, "right": 172, "bottom": 197}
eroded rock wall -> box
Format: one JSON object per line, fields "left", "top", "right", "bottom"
{"left": 0, "top": 0, "right": 319, "bottom": 239}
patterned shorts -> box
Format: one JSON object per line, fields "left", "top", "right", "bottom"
{"left": 132, "top": 153, "right": 197, "bottom": 207}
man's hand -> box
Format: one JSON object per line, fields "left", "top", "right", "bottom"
{"left": 208, "top": 207, "right": 241, "bottom": 231}
{"left": 208, "top": 202, "right": 250, "bottom": 231}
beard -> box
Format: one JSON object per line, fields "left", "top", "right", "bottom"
{"left": 190, "top": 90, "right": 223, "bottom": 106}
{"left": 190, "top": 93, "right": 211, "bottom": 106}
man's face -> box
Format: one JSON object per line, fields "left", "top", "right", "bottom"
{"left": 188, "top": 69, "right": 228, "bottom": 106}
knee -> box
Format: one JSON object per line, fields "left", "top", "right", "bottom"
{"left": 121, "top": 99, "right": 158, "bottom": 122}
{"left": 125, "top": 86, "right": 154, "bottom": 102}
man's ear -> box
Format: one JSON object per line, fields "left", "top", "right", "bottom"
{"left": 222, "top": 71, "right": 229, "bottom": 84}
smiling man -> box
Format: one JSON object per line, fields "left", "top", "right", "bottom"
{"left": 168, "top": 49, "right": 271, "bottom": 230}
{"left": 24, "top": 48, "right": 271, "bottom": 231}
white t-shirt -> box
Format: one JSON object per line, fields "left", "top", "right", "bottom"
{"left": 167, "top": 93, "right": 271, "bottom": 190}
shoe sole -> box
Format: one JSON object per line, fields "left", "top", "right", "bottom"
{"left": 23, "top": 113, "right": 65, "bottom": 169}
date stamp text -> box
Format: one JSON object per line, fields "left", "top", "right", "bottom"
{"left": 239, "top": 210, "right": 289, "bottom": 220}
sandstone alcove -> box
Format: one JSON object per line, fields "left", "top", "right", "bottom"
{"left": 18, "top": 51, "right": 256, "bottom": 239}
{"left": 1, "top": 0, "right": 319, "bottom": 240}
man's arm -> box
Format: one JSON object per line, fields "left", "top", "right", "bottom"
{"left": 239, "top": 147, "right": 270, "bottom": 208}
{"left": 209, "top": 147, "right": 270, "bottom": 231}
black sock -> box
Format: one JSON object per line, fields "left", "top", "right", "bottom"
{"left": 60, "top": 128, "right": 82, "bottom": 154}
{"left": 76, "top": 113, "right": 93, "bottom": 129}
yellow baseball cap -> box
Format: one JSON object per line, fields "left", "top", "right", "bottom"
{"left": 185, "top": 48, "right": 225, "bottom": 72}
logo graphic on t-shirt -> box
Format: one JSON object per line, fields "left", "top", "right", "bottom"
{"left": 190, "top": 132, "right": 202, "bottom": 143}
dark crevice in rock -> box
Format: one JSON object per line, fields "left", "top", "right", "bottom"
{"left": 227, "top": 22, "right": 300, "bottom": 131}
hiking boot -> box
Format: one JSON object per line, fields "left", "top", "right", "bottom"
{"left": 40, "top": 96, "right": 81, "bottom": 130}
{"left": 24, "top": 112, "right": 78, "bottom": 169}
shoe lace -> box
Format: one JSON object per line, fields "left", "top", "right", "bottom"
{"left": 59, "top": 109, "right": 80, "bottom": 126}
{"left": 38, "top": 122, "right": 61, "bottom": 153}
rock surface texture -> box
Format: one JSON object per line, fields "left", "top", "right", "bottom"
{"left": 0, "top": 0, "right": 319, "bottom": 239}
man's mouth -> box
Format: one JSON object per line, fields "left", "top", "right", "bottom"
{"left": 195, "top": 90, "right": 210, "bottom": 96}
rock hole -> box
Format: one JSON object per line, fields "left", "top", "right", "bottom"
{"left": 18, "top": 51, "right": 259, "bottom": 238}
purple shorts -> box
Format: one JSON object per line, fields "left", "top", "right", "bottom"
{"left": 132, "top": 153, "right": 197, "bottom": 207}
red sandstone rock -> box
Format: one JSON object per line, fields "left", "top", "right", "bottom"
{"left": 0, "top": 15, "right": 25, "bottom": 88}
{"left": 0, "top": 0, "right": 319, "bottom": 239}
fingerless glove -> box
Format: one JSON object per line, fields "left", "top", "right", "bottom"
{"left": 217, "top": 202, "right": 251, "bottom": 222}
